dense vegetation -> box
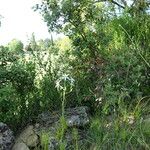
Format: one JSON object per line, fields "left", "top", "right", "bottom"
{"left": 0, "top": 0, "right": 150, "bottom": 149}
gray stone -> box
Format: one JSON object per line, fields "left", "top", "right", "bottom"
{"left": 0, "top": 122, "right": 14, "bottom": 150}
{"left": 12, "top": 106, "right": 89, "bottom": 150}
{"left": 35, "top": 106, "right": 89, "bottom": 150}
{"left": 26, "top": 134, "right": 39, "bottom": 147}
{"left": 65, "top": 106, "right": 90, "bottom": 127}
{"left": 37, "top": 106, "right": 90, "bottom": 128}
{"left": 15, "top": 125, "right": 39, "bottom": 147}
{"left": 12, "top": 142, "right": 30, "bottom": 150}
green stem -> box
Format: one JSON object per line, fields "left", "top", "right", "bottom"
{"left": 62, "top": 84, "right": 66, "bottom": 117}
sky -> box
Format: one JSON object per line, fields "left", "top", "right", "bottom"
{"left": 0, "top": 0, "right": 59, "bottom": 45}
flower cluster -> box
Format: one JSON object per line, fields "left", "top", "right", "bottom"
{"left": 55, "top": 74, "right": 75, "bottom": 92}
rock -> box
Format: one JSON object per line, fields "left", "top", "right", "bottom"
{"left": 35, "top": 106, "right": 90, "bottom": 150}
{"left": 0, "top": 122, "right": 14, "bottom": 150}
{"left": 26, "top": 134, "right": 38, "bottom": 147}
{"left": 37, "top": 106, "right": 90, "bottom": 128}
{"left": 15, "top": 125, "right": 39, "bottom": 147}
{"left": 12, "top": 142, "right": 30, "bottom": 150}
{"left": 37, "top": 111, "right": 60, "bottom": 127}
{"left": 11, "top": 106, "right": 89, "bottom": 150}
{"left": 65, "top": 106, "right": 89, "bottom": 127}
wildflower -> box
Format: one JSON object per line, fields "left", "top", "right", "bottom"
{"left": 55, "top": 74, "right": 75, "bottom": 91}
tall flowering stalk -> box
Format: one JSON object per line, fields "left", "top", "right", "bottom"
{"left": 55, "top": 74, "right": 75, "bottom": 149}
{"left": 55, "top": 74, "right": 75, "bottom": 116}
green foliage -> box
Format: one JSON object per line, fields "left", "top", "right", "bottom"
{"left": 72, "top": 128, "right": 79, "bottom": 150}
{"left": 33, "top": 0, "right": 150, "bottom": 114}
{"left": 0, "top": 44, "right": 37, "bottom": 128}
{"left": 41, "top": 131, "right": 49, "bottom": 150}
{"left": 1, "top": 1, "right": 150, "bottom": 149}
{"left": 7, "top": 39, "right": 24, "bottom": 53}
{"left": 87, "top": 103, "right": 150, "bottom": 150}
{"left": 39, "top": 75, "right": 61, "bottom": 111}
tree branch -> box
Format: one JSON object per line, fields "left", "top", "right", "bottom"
{"left": 111, "top": 0, "right": 125, "bottom": 9}
{"left": 121, "top": 0, "right": 127, "bottom": 7}
{"left": 94, "top": 0, "right": 125, "bottom": 9}
{"left": 131, "top": 0, "right": 137, "bottom": 8}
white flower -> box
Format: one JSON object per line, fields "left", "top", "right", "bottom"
{"left": 55, "top": 74, "right": 75, "bottom": 91}
{"left": 55, "top": 79, "right": 63, "bottom": 90}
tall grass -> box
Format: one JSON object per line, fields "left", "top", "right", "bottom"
{"left": 87, "top": 98, "right": 150, "bottom": 150}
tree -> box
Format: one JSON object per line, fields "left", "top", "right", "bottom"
{"left": 7, "top": 39, "right": 24, "bottom": 54}
{"left": 35, "top": 0, "right": 150, "bottom": 66}
{"left": 34, "top": 0, "right": 150, "bottom": 112}
{"left": 36, "top": 1, "right": 110, "bottom": 68}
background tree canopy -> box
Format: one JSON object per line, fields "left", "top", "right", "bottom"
{"left": 35, "top": 0, "right": 150, "bottom": 104}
